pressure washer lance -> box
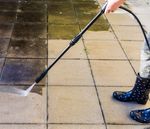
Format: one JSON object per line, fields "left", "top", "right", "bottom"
{"left": 22, "top": 2, "right": 149, "bottom": 96}
{"left": 19, "top": 2, "right": 107, "bottom": 96}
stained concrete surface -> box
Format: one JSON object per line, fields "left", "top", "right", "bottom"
{"left": 0, "top": 0, "right": 150, "bottom": 129}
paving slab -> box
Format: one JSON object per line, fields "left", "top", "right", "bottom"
{"left": 17, "top": 12, "right": 46, "bottom": 23}
{"left": 106, "top": 13, "right": 138, "bottom": 25}
{"left": 0, "top": 58, "right": 46, "bottom": 85}
{"left": 0, "top": 1, "right": 18, "bottom": 11}
{"left": 131, "top": 60, "right": 140, "bottom": 73}
{"left": 48, "top": 3, "right": 76, "bottom": 24}
{"left": 120, "top": 40, "right": 142, "bottom": 60}
{"left": 48, "top": 59, "right": 94, "bottom": 86}
{"left": 97, "top": 86, "right": 150, "bottom": 124}
{"left": 48, "top": 124, "right": 106, "bottom": 129}
{"left": 0, "top": 124, "right": 46, "bottom": 129}
{"left": 0, "top": 24, "right": 13, "bottom": 38}
{"left": 48, "top": 39, "right": 86, "bottom": 59}
{"left": 0, "top": 38, "right": 10, "bottom": 57}
{"left": 7, "top": 39, "right": 47, "bottom": 58}
{"left": 90, "top": 60, "right": 136, "bottom": 86}
{"left": 48, "top": 86, "right": 104, "bottom": 123}
{"left": 48, "top": 24, "right": 79, "bottom": 40}
{"left": 0, "top": 12, "right": 16, "bottom": 23}
{"left": 12, "top": 23, "right": 47, "bottom": 40}
{"left": 18, "top": 1, "right": 46, "bottom": 12}
{"left": 107, "top": 125, "right": 150, "bottom": 129}
{"left": 84, "top": 40, "right": 126, "bottom": 59}
{"left": 0, "top": 58, "right": 4, "bottom": 74}
{"left": 83, "top": 30, "right": 116, "bottom": 40}
{"left": 112, "top": 25, "right": 144, "bottom": 41}
{"left": 0, "top": 87, "right": 46, "bottom": 123}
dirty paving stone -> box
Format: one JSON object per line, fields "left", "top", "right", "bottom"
{"left": 0, "top": 59, "right": 46, "bottom": 85}
{"left": 0, "top": 1, "right": 18, "bottom": 11}
{"left": 18, "top": 1, "right": 46, "bottom": 12}
{"left": 17, "top": 12, "right": 46, "bottom": 23}
{"left": 48, "top": 24, "right": 79, "bottom": 39}
{"left": 7, "top": 39, "right": 47, "bottom": 58}
{"left": 0, "top": 24, "right": 13, "bottom": 38}
{"left": 0, "top": 12, "right": 16, "bottom": 23}
{"left": 0, "top": 58, "right": 4, "bottom": 75}
{"left": 0, "top": 38, "right": 10, "bottom": 58}
{"left": 12, "top": 23, "right": 47, "bottom": 40}
{"left": 48, "top": 3, "right": 76, "bottom": 24}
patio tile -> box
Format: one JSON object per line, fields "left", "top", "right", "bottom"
{"left": 131, "top": 60, "right": 140, "bottom": 73}
{"left": 0, "top": 38, "right": 10, "bottom": 57}
{"left": 7, "top": 39, "right": 47, "bottom": 58}
{"left": 12, "top": 23, "right": 47, "bottom": 40}
{"left": 17, "top": 12, "right": 46, "bottom": 23}
{"left": 0, "top": 86, "right": 46, "bottom": 123}
{"left": 48, "top": 40, "right": 86, "bottom": 59}
{"left": 0, "top": 124, "right": 46, "bottom": 129}
{"left": 18, "top": 1, "right": 46, "bottom": 12}
{"left": 48, "top": 59, "right": 93, "bottom": 86}
{"left": 107, "top": 125, "right": 150, "bottom": 129}
{"left": 0, "top": 12, "right": 16, "bottom": 23}
{"left": 48, "top": 124, "right": 105, "bottom": 129}
{"left": 48, "top": 3, "right": 76, "bottom": 24}
{"left": 48, "top": 24, "right": 79, "bottom": 40}
{"left": 90, "top": 60, "right": 136, "bottom": 86}
{"left": 84, "top": 40, "right": 126, "bottom": 59}
{"left": 83, "top": 30, "right": 116, "bottom": 40}
{"left": 106, "top": 13, "right": 138, "bottom": 25}
{"left": 0, "top": 1, "right": 18, "bottom": 11}
{"left": 0, "top": 58, "right": 4, "bottom": 74}
{"left": 0, "top": 59, "right": 46, "bottom": 85}
{"left": 48, "top": 86, "right": 104, "bottom": 123}
{"left": 112, "top": 25, "right": 144, "bottom": 41}
{"left": 120, "top": 40, "right": 142, "bottom": 60}
{"left": 97, "top": 87, "right": 150, "bottom": 124}
{"left": 0, "top": 24, "right": 13, "bottom": 38}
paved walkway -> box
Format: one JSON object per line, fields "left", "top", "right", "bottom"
{"left": 0, "top": 0, "right": 150, "bottom": 129}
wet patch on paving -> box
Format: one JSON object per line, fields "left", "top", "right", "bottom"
{"left": 0, "top": 58, "right": 46, "bottom": 85}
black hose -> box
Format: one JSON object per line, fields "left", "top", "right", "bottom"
{"left": 119, "top": 6, "right": 150, "bottom": 51}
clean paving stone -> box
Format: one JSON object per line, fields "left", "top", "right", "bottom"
{"left": 0, "top": 12, "right": 16, "bottom": 23}
{"left": 131, "top": 61, "right": 140, "bottom": 73}
{"left": 0, "top": 124, "right": 46, "bottom": 129}
{"left": 107, "top": 125, "right": 150, "bottom": 129}
{"left": 0, "top": 59, "right": 46, "bottom": 85}
{"left": 120, "top": 40, "right": 142, "bottom": 60}
{"left": 48, "top": 59, "right": 94, "bottom": 86}
{"left": 48, "top": 86, "right": 104, "bottom": 123}
{"left": 112, "top": 25, "right": 144, "bottom": 41}
{"left": 0, "top": 24, "right": 13, "bottom": 38}
{"left": 48, "top": 40, "right": 87, "bottom": 59}
{"left": 17, "top": 12, "right": 47, "bottom": 23}
{"left": 48, "top": 124, "right": 105, "bottom": 129}
{"left": 97, "top": 87, "right": 150, "bottom": 124}
{"left": 7, "top": 39, "right": 47, "bottom": 58}
{"left": 0, "top": 87, "right": 46, "bottom": 123}
{"left": 0, "top": 38, "right": 10, "bottom": 57}
{"left": 83, "top": 30, "right": 116, "bottom": 40}
{"left": 90, "top": 60, "right": 136, "bottom": 86}
{"left": 106, "top": 13, "right": 138, "bottom": 25}
{"left": 84, "top": 40, "right": 126, "bottom": 59}
{"left": 12, "top": 23, "right": 47, "bottom": 40}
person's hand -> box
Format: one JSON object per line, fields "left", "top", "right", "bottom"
{"left": 105, "top": 0, "right": 125, "bottom": 13}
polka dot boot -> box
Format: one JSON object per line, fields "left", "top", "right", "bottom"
{"left": 130, "top": 108, "right": 150, "bottom": 123}
{"left": 112, "top": 73, "right": 150, "bottom": 104}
